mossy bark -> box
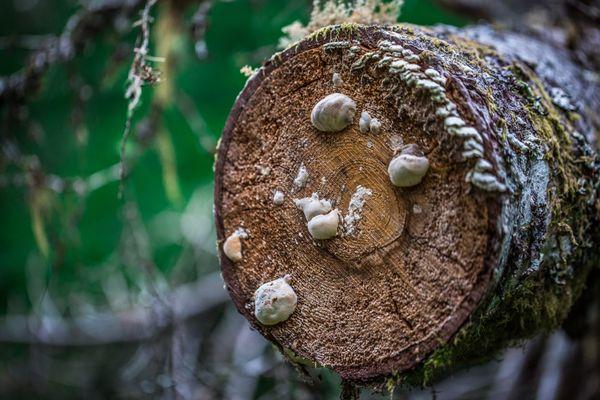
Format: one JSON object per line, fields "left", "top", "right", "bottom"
{"left": 214, "top": 22, "right": 599, "bottom": 387}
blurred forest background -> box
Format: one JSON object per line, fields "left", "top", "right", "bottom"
{"left": 1, "top": 0, "right": 595, "bottom": 399}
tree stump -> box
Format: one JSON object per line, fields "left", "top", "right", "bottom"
{"left": 214, "top": 24, "right": 599, "bottom": 384}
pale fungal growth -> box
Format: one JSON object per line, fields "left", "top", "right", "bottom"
{"left": 295, "top": 193, "right": 339, "bottom": 240}
{"left": 223, "top": 228, "right": 248, "bottom": 262}
{"left": 254, "top": 275, "right": 297, "bottom": 326}
{"left": 257, "top": 165, "right": 271, "bottom": 176}
{"left": 444, "top": 116, "right": 466, "bottom": 128}
{"left": 294, "top": 193, "right": 332, "bottom": 221}
{"left": 359, "top": 111, "right": 371, "bottom": 133}
{"left": 294, "top": 163, "right": 309, "bottom": 188}
{"left": 310, "top": 93, "right": 356, "bottom": 132}
{"left": 332, "top": 72, "right": 343, "bottom": 87}
{"left": 273, "top": 190, "right": 285, "bottom": 205}
{"left": 307, "top": 209, "right": 340, "bottom": 239}
{"left": 466, "top": 159, "right": 507, "bottom": 192}
{"left": 388, "top": 144, "right": 430, "bottom": 187}
{"left": 359, "top": 111, "right": 381, "bottom": 133}
{"left": 343, "top": 185, "right": 373, "bottom": 235}
{"left": 369, "top": 118, "right": 381, "bottom": 133}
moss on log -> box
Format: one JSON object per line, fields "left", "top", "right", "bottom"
{"left": 213, "top": 23, "right": 599, "bottom": 386}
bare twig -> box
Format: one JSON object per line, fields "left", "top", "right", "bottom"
{"left": 0, "top": 0, "right": 145, "bottom": 107}
{"left": 0, "top": 272, "right": 228, "bottom": 346}
{"left": 118, "top": 0, "right": 161, "bottom": 198}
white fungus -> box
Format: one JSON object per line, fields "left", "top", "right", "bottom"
{"left": 293, "top": 163, "right": 309, "bottom": 188}
{"left": 273, "top": 190, "right": 285, "bottom": 205}
{"left": 294, "top": 193, "right": 332, "bottom": 221}
{"left": 343, "top": 185, "right": 373, "bottom": 235}
{"left": 332, "top": 72, "right": 343, "bottom": 87}
{"left": 369, "top": 118, "right": 381, "bottom": 133}
{"left": 310, "top": 93, "right": 357, "bottom": 132}
{"left": 388, "top": 145, "right": 430, "bottom": 187}
{"left": 307, "top": 209, "right": 340, "bottom": 239}
{"left": 359, "top": 111, "right": 381, "bottom": 134}
{"left": 254, "top": 275, "right": 297, "bottom": 326}
{"left": 295, "top": 193, "right": 339, "bottom": 240}
{"left": 223, "top": 228, "right": 248, "bottom": 262}
{"left": 257, "top": 165, "right": 271, "bottom": 176}
{"left": 359, "top": 111, "right": 371, "bottom": 133}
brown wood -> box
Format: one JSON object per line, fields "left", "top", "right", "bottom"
{"left": 214, "top": 25, "right": 504, "bottom": 380}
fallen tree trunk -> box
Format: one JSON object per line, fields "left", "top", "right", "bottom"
{"left": 213, "top": 21, "right": 599, "bottom": 388}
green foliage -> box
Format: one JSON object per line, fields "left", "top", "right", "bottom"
{"left": 0, "top": 0, "right": 468, "bottom": 397}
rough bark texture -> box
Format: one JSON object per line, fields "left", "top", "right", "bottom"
{"left": 214, "top": 23, "right": 599, "bottom": 385}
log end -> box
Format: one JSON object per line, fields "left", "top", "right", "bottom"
{"left": 214, "top": 24, "right": 505, "bottom": 381}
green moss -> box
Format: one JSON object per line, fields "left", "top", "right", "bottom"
{"left": 386, "top": 51, "right": 598, "bottom": 393}
{"left": 389, "top": 260, "right": 592, "bottom": 389}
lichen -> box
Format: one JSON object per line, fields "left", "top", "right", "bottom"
{"left": 278, "top": 0, "right": 404, "bottom": 49}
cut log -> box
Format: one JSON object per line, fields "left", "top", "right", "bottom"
{"left": 213, "top": 24, "right": 599, "bottom": 384}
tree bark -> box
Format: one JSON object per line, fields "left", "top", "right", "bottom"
{"left": 213, "top": 22, "right": 599, "bottom": 386}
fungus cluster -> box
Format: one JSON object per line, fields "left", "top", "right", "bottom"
{"left": 358, "top": 111, "right": 381, "bottom": 134}
{"left": 295, "top": 193, "right": 339, "bottom": 240}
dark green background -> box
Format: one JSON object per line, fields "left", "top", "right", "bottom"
{"left": 0, "top": 0, "right": 465, "bottom": 313}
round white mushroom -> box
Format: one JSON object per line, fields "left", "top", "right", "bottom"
{"left": 223, "top": 229, "right": 248, "bottom": 262}
{"left": 388, "top": 145, "right": 430, "bottom": 187}
{"left": 254, "top": 275, "right": 297, "bottom": 326}
{"left": 307, "top": 209, "right": 339, "bottom": 239}
{"left": 310, "top": 93, "right": 356, "bottom": 132}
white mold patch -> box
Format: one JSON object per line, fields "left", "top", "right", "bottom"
{"left": 254, "top": 275, "right": 297, "bottom": 326}
{"left": 293, "top": 163, "right": 309, "bottom": 188}
{"left": 343, "top": 185, "right": 373, "bottom": 235}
